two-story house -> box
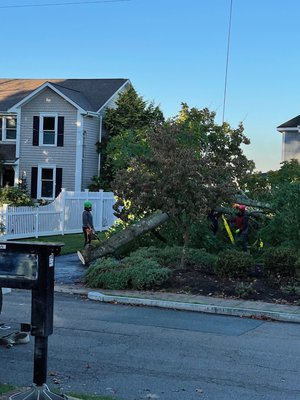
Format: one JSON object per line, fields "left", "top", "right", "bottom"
{"left": 0, "top": 78, "right": 130, "bottom": 200}
{"left": 277, "top": 115, "right": 300, "bottom": 163}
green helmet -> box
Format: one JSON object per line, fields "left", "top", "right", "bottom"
{"left": 84, "top": 201, "right": 92, "bottom": 209}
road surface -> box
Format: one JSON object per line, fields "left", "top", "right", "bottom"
{"left": 1, "top": 290, "right": 300, "bottom": 400}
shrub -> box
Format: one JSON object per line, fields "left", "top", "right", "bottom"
{"left": 235, "top": 282, "right": 254, "bottom": 299}
{"left": 0, "top": 186, "right": 33, "bottom": 206}
{"left": 127, "top": 246, "right": 182, "bottom": 268}
{"left": 263, "top": 247, "right": 298, "bottom": 278}
{"left": 281, "top": 285, "right": 300, "bottom": 296}
{"left": 186, "top": 248, "right": 217, "bottom": 269}
{"left": 294, "top": 258, "right": 300, "bottom": 278}
{"left": 84, "top": 258, "right": 130, "bottom": 289}
{"left": 84, "top": 256, "right": 171, "bottom": 290}
{"left": 214, "top": 249, "right": 255, "bottom": 278}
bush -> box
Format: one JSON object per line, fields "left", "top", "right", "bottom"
{"left": 84, "top": 255, "right": 171, "bottom": 290}
{"left": 186, "top": 248, "right": 217, "bottom": 269}
{"left": 281, "top": 285, "right": 300, "bottom": 296}
{"left": 263, "top": 247, "right": 298, "bottom": 278}
{"left": 128, "top": 246, "right": 182, "bottom": 268}
{"left": 214, "top": 249, "right": 255, "bottom": 278}
{"left": 235, "top": 282, "right": 254, "bottom": 298}
{"left": 0, "top": 186, "right": 33, "bottom": 206}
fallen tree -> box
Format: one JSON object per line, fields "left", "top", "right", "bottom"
{"left": 77, "top": 211, "right": 170, "bottom": 265}
{"left": 78, "top": 197, "right": 271, "bottom": 266}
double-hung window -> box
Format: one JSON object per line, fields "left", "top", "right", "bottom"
{"left": 31, "top": 166, "right": 63, "bottom": 200}
{"left": 38, "top": 166, "right": 55, "bottom": 199}
{"left": 0, "top": 116, "right": 17, "bottom": 141}
{"left": 40, "top": 114, "right": 58, "bottom": 146}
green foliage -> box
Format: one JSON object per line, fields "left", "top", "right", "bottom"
{"left": 241, "top": 160, "right": 300, "bottom": 250}
{"left": 260, "top": 181, "right": 300, "bottom": 248}
{"left": 214, "top": 249, "right": 255, "bottom": 278}
{"left": 241, "top": 160, "right": 300, "bottom": 202}
{"left": 186, "top": 248, "right": 218, "bottom": 269}
{"left": 263, "top": 247, "right": 299, "bottom": 277}
{"left": 84, "top": 245, "right": 219, "bottom": 290}
{"left": 0, "top": 185, "right": 33, "bottom": 206}
{"left": 0, "top": 384, "right": 16, "bottom": 395}
{"left": 113, "top": 104, "right": 254, "bottom": 256}
{"left": 104, "top": 86, "right": 164, "bottom": 137}
{"left": 281, "top": 284, "right": 300, "bottom": 296}
{"left": 235, "top": 282, "right": 254, "bottom": 298}
{"left": 128, "top": 246, "right": 182, "bottom": 268}
{"left": 98, "top": 86, "right": 164, "bottom": 190}
{"left": 84, "top": 255, "right": 171, "bottom": 290}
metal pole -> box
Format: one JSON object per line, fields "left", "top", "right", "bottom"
{"left": 33, "top": 336, "right": 48, "bottom": 386}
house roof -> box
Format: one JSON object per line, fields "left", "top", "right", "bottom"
{"left": 0, "top": 78, "right": 129, "bottom": 113}
{"left": 277, "top": 115, "right": 300, "bottom": 130}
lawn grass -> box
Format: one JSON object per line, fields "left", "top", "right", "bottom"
{"left": 22, "top": 232, "right": 106, "bottom": 255}
{"left": 0, "top": 384, "right": 16, "bottom": 395}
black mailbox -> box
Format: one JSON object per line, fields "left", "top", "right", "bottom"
{"left": 0, "top": 241, "right": 65, "bottom": 400}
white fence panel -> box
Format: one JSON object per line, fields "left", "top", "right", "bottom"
{"left": 0, "top": 189, "right": 116, "bottom": 240}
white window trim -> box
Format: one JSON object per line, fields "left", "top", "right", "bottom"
{"left": 1, "top": 116, "right": 17, "bottom": 142}
{"left": 39, "top": 113, "right": 58, "bottom": 146}
{"left": 37, "top": 164, "right": 56, "bottom": 200}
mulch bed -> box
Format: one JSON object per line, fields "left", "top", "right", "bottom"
{"left": 165, "top": 265, "right": 300, "bottom": 306}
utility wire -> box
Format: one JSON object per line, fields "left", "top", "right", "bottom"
{"left": 0, "top": 0, "right": 130, "bottom": 9}
{"left": 222, "top": 0, "right": 233, "bottom": 124}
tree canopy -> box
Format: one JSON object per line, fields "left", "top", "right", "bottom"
{"left": 94, "top": 86, "right": 164, "bottom": 190}
{"left": 112, "top": 104, "right": 254, "bottom": 256}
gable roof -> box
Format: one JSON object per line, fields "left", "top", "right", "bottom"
{"left": 277, "top": 115, "right": 300, "bottom": 130}
{"left": 0, "top": 78, "right": 129, "bottom": 113}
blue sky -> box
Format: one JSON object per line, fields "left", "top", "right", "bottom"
{"left": 2, "top": 0, "right": 300, "bottom": 172}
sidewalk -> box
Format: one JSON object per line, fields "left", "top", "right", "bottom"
{"left": 54, "top": 283, "right": 300, "bottom": 323}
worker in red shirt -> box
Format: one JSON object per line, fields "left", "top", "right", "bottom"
{"left": 234, "top": 204, "right": 249, "bottom": 252}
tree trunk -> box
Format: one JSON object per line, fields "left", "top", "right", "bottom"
{"left": 77, "top": 211, "right": 170, "bottom": 265}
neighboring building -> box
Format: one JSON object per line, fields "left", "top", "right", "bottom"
{"left": 277, "top": 115, "right": 300, "bottom": 163}
{"left": 0, "top": 78, "right": 130, "bottom": 199}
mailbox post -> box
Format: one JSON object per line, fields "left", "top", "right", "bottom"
{"left": 0, "top": 241, "right": 65, "bottom": 400}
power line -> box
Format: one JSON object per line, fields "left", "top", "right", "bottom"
{"left": 0, "top": 0, "right": 130, "bottom": 9}
{"left": 222, "top": 0, "right": 233, "bottom": 124}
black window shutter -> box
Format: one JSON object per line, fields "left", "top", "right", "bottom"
{"left": 55, "top": 168, "right": 63, "bottom": 197}
{"left": 33, "top": 116, "right": 39, "bottom": 146}
{"left": 31, "top": 167, "right": 38, "bottom": 198}
{"left": 57, "top": 116, "right": 64, "bottom": 147}
{"left": 0, "top": 118, "right": 2, "bottom": 141}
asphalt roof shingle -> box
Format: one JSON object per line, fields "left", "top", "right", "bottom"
{"left": 0, "top": 78, "right": 128, "bottom": 112}
{"left": 277, "top": 115, "right": 300, "bottom": 129}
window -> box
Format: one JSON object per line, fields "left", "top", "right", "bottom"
{"left": 41, "top": 168, "right": 54, "bottom": 198}
{"left": 6, "top": 117, "right": 17, "bottom": 140}
{"left": 31, "top": 166, "right": 62, "bottom": 199}
{"left": 33, "top": 115, "right": 64, "bottom": 147}
{"left": 40, "top": 115, "right": 57, "bottom": 145}
{"left": 36, "top": 166, "right": 56, "bottom": 199}
{"left": 0, "top": 116, "right": 17, "bottom": 141}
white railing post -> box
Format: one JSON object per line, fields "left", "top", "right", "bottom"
{"left": 35, "top": 205, "right": 39, "bottom": 238}
{"left": 98, "top": 189, "right": 104, "bottom": 231}
{"left": 60, "top": 188, "right": 66, "bottom": 235}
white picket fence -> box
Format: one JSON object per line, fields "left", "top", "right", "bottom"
{"left": 0, "top": 188, "right": 116, "bottom": 240}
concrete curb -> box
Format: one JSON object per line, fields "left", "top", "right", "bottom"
{"left": 87, "top": 291, "right": 300, "bottom": 323}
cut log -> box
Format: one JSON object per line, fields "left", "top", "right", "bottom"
{"left": 77, "top": 211, "right": 170, "bottom": 265}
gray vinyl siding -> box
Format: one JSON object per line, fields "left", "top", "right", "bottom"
{"left": 283, "top": 130, "right": 300, "bottom": 162}
{"left": 82, "top": 115, "right": 100, "bottom": 189}
{"left": 19, "top": 87, "right": 78, "bottom": 192}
